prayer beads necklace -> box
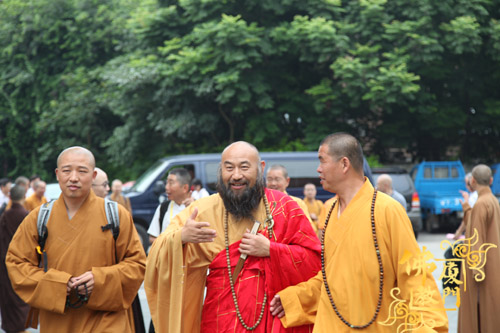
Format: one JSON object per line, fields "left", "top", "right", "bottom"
{"left": 321, "top": 190, "right": 383, "bottom": 329}
{"left": 224, "top": 194, "right": 274, "bottom": 331}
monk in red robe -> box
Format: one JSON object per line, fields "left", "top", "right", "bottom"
{"left": 145, "top": 141, "right": 321, "bottom": 332}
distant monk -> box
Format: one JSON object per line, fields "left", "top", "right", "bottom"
{"left": 0, "top": 185, "right": 30, "bottom": 333}
{"left": 6, "top": 146, "right": 146, "bottom": 332}
{"left": 110, "top": 179, "right": 132, "bottom": 213}
{"left": 24, "top": 180, "right": 48, "bottom": 211}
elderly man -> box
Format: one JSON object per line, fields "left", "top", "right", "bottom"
{"left": 270, "top": 132, "right": 448, "bottom": 332}
{"left": 6, "top": 146, "right": 146, "bottom": 332}
{"left": 110, "top": 179, "right": 132, "bottom": 213}
{"left": 266, "top": 164, "right": 314, "bottom": 230}
{"left": 376, "top": 173, "right": 407, "bottom": 209}
{"left": 24, "top": 180, "right": 48, "bottom": 212}
{"left": 458, "top": 164, "right": 500, "bottom": 333}
{"left": 91, "top": 167, "right": 110, "bottom": 198}
{"left": 145, "top": 141, "right": 321, "bottom": 332}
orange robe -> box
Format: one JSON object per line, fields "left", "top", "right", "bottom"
{"left": 278, "top": 180, "right": 448, "bottom": 332}
{"left": 317, "top": 197, "right": 335, "bottom": 230}
{"left": 458, "top": 187, "right": 500, "bottom": 333}
{"left": 145, "top": 189, "right": 321, "bottom": 332}
{"left": 6, "top": 191, "right": 146, "bottom": 332}
{"left": 24, "top": 193, "right": 47, "bottom": 212}
{"left": 110, "top": 192, "right": 133, "bottom": 213}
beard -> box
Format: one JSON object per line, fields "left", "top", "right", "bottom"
{"left": 216, "top": 169, "right": 265, "bottom": 220}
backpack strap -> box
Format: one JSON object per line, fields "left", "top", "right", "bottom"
{"left": 103, "top": 197, "right": 120, "bottom": 240}
{"left": 158, "top": 200, "right": 171, "bottom": 233}
{"left": 36, "top": 200, "right": 55, "bottom": 272}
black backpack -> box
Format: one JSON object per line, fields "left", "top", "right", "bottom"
{"left": 158, "top": 200, "right": 171, "bottom": 232}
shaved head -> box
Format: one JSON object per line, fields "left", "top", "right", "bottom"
{"left": 472, "top": 164, "right": 492, "bottom": 186}
{"left": 320, "top": 133, "right": 364, "bottom": 174}
{"left": 376, "top": 174, "right": 393, "bottom": 194}
{"left": 221, "top": 141, "right": 260, "bottom": 162}
{"left": 57, "top": 146, "right": 95, "bottom": 169}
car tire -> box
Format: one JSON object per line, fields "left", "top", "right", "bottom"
{"left": 135, "top": 224, "right": 149, "bottom": 253}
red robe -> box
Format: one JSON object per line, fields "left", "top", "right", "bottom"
{"left": 146, "top": 189, "right": 321, "bottom": 332}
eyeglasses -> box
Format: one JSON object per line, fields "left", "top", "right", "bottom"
{"left": 92, "top": 181, "right": 109, "bottom": 188}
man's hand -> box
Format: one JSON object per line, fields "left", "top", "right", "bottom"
{"left": 239, "top": 229, "right": 270, "bottom": 257}
{"left": 181, "top": 208, "right": 217, "bottom": 244}
{"left": 182, "top": 197, "right": 195, "bottom": 207}
{"left": 270, "top": 294, "right": 285, "bottom": 318}
{"left": 459, "top": 190, "right": 469, "bottom": 205}
{"left": 68, "top": 271, "right": 94, "bottom": 296}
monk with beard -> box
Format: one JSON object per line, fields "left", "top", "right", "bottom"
{"left": 145, "top": 141, "right": 321, "bottom": 332}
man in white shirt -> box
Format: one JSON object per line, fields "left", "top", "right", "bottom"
{"left": 0, "top": 178, "right": 11, "bottom": 208}
{"left": 191, "top": 178, "right": 210, "bottom": 200}
{"left": 147, "top": 168, "right": 193, "bottom": 244}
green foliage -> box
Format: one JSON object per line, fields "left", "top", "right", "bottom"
{"left": 2, "top": 0, "right": 500, "bottom": 181}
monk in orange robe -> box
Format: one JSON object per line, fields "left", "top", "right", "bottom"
{"left": 271, "top": 133, "right": 448, "bottom": 332}
{"left": 145, "top": 141, "right": 321, "bottom": 332}
{"left": 110, "top": 179, "right": 133, "bottom": 213}
{"left": 6, "top": 146, "right": 146, "bottom": 332}
{"left": 24, "top": 180, "right": 48, "bottom": 211}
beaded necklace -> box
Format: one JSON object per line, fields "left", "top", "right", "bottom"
{"left": 224, "top": 194, "right": 274, "bottom": 331}
{"left": 321, "top": 190, "right": 383, "bottom": 329}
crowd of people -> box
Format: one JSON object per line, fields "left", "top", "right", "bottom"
{"left": 0, "top": 132, "right": 498, "bottom": 333}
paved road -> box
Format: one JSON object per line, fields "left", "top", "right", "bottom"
{"left": 1, "top": 232, "right": 459, "bottom": 332}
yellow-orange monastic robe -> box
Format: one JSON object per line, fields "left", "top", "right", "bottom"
{"left": 317, "top": 196, "right": 335, "bottom": 230}
{"left": 278, "top": 180, "right": 448, "bottom": 332}
{"left": 6, "top": 191, "right": 146, "bottom": 333}
{"left": 304, "top": 198, "right": 323, "bottom": 221}
{"left": 110, "top": 192, "right": 133, "bottom": 213}
{"left": 24, "top": 193, "right": 47, "bottom": 212}
{"left": 289, "top": 195, "right": 316, "bottom": 232}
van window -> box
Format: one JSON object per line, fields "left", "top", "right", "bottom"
{"left": 451, "top": 167, "right": 459, "bottom": 178}
{"left": 435, "top": 167, "right": 449, "bottom": 179}
{"left": 205, "top": 162, "right": 219, "bottom": 191}
{"left": 424, "top": 167, "right": 432, "bottom": 179}
{"left": 264, "top": 159, "right": 320, "bottom": 188}
{"left": 131, "top": 160, "right": 169, "bottom": 192}
{"left": 162, "top": 164, "right": 196, "bottom": 183}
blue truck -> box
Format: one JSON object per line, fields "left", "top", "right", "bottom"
{"left": 491, "top": 163, "right": 500, "bottom": 203}
{"left": 412, "top": 161, "right": 467, "bottom": 232}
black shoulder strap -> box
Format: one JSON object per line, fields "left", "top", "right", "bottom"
{"left": 36, "top": 200, "right": 55, "bottom": 272}
{"left": 103, "top": 197, "right": 120, "bottom": 240}
{"left": 159, "top": 200, "right": 171, "bottom": 232}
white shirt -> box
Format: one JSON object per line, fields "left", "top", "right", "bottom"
{"left": 0, "top": 191, "right": 9, "bottom": 207}
{"left": 469, "top": 191, "right": 478, "bottom": 208}
{"left": 147, "top": 201, "right": 186, "bottom": 237}
{"left": 191, "top": 188, "right": 210, "bottom": 201}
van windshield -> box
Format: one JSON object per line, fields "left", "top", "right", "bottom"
{"left": 130, "top": 160, "right": 169, "bottom": 193}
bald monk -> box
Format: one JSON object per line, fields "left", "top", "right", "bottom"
{"left": 110, "top": 179, "right": 132, "bottom": 213}
{"left": 145, "top": 141, "right": 321, "bottom": 332}
{"left": 24, "top": 180, "right": 48, "bottom": 211}
{"left": 92, "top": 167, "right": 110, "bottom": 198}
{"left": 6, "top": 146, "right": 146, "bottom": 332}
{"left": 376, "top": 174, "right": 407, "bottom": 209}
{"left": 270, "top": 133, "right": 448, "bottom": 332}
{"left": 266, "top": 164, "right": 316, "bottom": 232}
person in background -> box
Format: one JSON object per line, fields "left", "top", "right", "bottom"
{"left": 376, "top": 174, "right": 407, "bottom": 209}
{"left": 303, "top": 183, "right": 323, "bottom": 232}
{"left": 0, "top": 185, "right": 30, "bottom": 333}
{"left": 458, "top": 164, "right": 500, "bottom": 333}
{"left": 110, "top": 179, "right": 132, "bottom": 213}
{"left": 92, "top": 167, "right": 110, "bottom": 198}
{"left": 266, "top": 164, "right": 314, "bottom": 230}
{"left": 0, "top": 178, "right": 11, "bottom": 214}
{"left": 147, "top": 168, "right": 193, "bottom": 245}
{"left": 24, "top": 180, "right": 47, "bottom": 212}
{"left": 453, "top": 172, "right": 478, "bottom": 240}
{"left": 26, "top": 174, "right": 41, "bottom": 198}
{"left": 191, "top": 178, "right": 210, "bottom": 201}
